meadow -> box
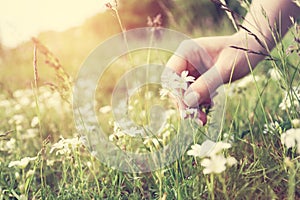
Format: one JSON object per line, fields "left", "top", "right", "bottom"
{"left": 0, "top": 1, "right": 300, "bottom": 199}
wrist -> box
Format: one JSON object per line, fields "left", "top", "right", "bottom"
{"left": 230, "top": 31, "right": 268, "bottom": 55}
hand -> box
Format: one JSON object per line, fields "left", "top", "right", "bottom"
{"left": 165, "top": 35, "right": 235, "bottom": 124}
{"left": 165, "top": 0, "right": 300, "bottom": 125}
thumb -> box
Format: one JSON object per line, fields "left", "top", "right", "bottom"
{"left": 183, "top": 66, "right": 224, "bottom": 107}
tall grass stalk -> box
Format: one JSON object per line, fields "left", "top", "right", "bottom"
{"left": 32, "top": 43, "right": 45, "bottom": 190}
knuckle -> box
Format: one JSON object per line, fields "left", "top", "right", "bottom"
{"left": 176, "top": 39, "right": 200, "bottom": 57}
{"left": 178, "top": 39, "right": 195, "bottom": 51}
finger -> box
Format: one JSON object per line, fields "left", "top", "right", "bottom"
{"left": 183, "top": 66, "right": 223, "bottom": 107}
{"left": 165, "top": 54, "right": 201, "bottom": 81}
{"left": 165, "top": 54, "right": 187, "bottom": 74}
{"left": 165, "top": 39, "right": 213, "bottom": 76}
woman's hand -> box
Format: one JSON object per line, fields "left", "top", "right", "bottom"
{"left": 165, "top": 0, "right": 300, "bottom": 125}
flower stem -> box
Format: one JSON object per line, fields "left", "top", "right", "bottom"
{"left": 113, "top": 8, "right": 133, "bottom": 64}
{"left": 219, "top": 174, "right": 229, "bottom": 200}
{"left": 208, "top": 174, "right": 215, "bottom": 200}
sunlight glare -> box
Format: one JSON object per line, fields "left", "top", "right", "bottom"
{"left": 0, "top": 0, "right": 105, "bottom": 48}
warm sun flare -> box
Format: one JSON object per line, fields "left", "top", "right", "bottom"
{"left": 0, "top": 0, "right": 105, "bottom": 48}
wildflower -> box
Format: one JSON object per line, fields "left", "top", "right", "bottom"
{"left": 26, "top": 170, "right": 35, "bottom": 178}
{"left": 22, "top": 128, "right": 38, "bottom": 139}
{"left": 50, "top": 136, "right": 82, "bottom": 155}
{"left": 79, "top": 135, "right": 89, "bottom": 147}
{"left": 18, "top": 96, "right": 31, "bottom": 107}
{"left": 99, "top": 105, "right": 112, "bottom": 114}
{"left": 160, "top": 70, "right": 201, "bottom": 124}
{"left": 46, "top": 160, "right": 55, "bottom": 167}
{"left": 104, "top": 0, "right": 117, "bottom": 10}
{"left": 292, "top": 119, "right": 300, "bottom": 128}
{"left": 286, "top": 45, "right": 299, "bottom": 55}
{"left": 226, "top": 156, "right": 238, "bottom": 166}
{"left": 187, "top": 139, "right": 237, "bottom": 174}
{"left": 8, "top": 114, "right": 25, "bottom": 125}
{"left": 161, "top": 72, "right": 181, "bottom": 97}
{"left": 209, "top": 141, "right": 231, "bottom": 156}
{"left": 6, "top": 138, "right": 16, "bottom": 149}
{"left": 16, "top": 125, "right": 23, "bottom": 132}
{"left": 263, "top": 121, "right": 282, "bottom": 135}
{"left": 161, "top": 70, "right": 194, "bottom": 96}
{"left": 14, "top": 104, "right": 22, "bottom": 111}
{"left": 109, "top": 134, "right": 116, "bottom": 141}
{"left": 201, "top": 155, "right": 227, "bottom": 174}
{"left": 147, "top": 14, "right": 162, "bottom": 27}
{"left": 180, "top": 71, "right": 195, "bottom": 83}
{"left": 187, "top": 140, "right": 217, "bottom": 158}
{"left": 8, "top": 156, "right": 37, "bottom": 169}
{"left": 31, "top": 116, "right": 39, "bottom": 127}
{"left": 279, "top": 86, "right": 300, "bottom": 112}
{"left": 13, "top": 89, "right": 32, "bottom": 99}
{"left": 91, "top": 151, "right": 97, "bottom": 157}
{"left": 176, "top": 71, "right": 195, "bottom": 91}
{"left": 0, "top": 138, "right": 16, "bottom": 153}
{"left": 159, "top": 88, "right": 171, "bottom": 99}
{"left": 86, "top": 161, "right": 92, "bottom": 168}
{"left": 268, "top": 68, "right": 281, "bottom": 81}
{"left": 187, "top": 144, "right": 203, "bottom": 157}
{"left": 15, "top": 172, "right": 20, "bottom": 180}
{"left": 281, "top": 128, "right": 300, "bottom": 153}
{"left": 223, "top": 132, "right": 234, "bottom": 143}
{"left": 180, "top": 108, "right": 198, "bottom": 119}
{"left": 109, "top": 122, "right": 127, "bottom": 141}
{"left": 109, "top": 131, "right": 125, "bottom": 141}
{"left": 0, "top": 99, "right": 11, "bottom": 107}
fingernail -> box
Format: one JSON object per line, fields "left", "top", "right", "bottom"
{"left": 195, "top": 118, "right": 203, "bottom": 127}
{"left": 183, "top": 91, "right": 200, "bottom": 107}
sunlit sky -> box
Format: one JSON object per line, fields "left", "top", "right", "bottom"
{"left": 0, "top": 0, "right": 106, "bottom": 48}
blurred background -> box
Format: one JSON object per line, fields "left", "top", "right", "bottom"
{"left": 0, "top": 0, "right": 246, "bottom": 91}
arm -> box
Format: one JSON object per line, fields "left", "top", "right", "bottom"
{"left": 216, "top": 0, "right": 300, "bottom": 82}
{"left": 179, "top": 0, "right": 300, "bottom": 107}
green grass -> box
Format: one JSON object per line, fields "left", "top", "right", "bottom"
{"left": 0, "top": 39, "right": 299, "bottom": 199}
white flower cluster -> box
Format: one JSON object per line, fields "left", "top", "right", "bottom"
{"left": 187, "top": 140, "right": 237, "bottom": 174}
{"left": 263, "top": 121, "right": 282, "bottom": 135}
{"left": 1, "top": 86, "right": 70, "bottom": 135}
{"left": 160, "top": 70, "right": 202, "bottom": 124}
{"left": 8, "top": 156, "right": 37, "bottom": 169}
{"left": 160, "top": 70, "right": 195, "bottom": 98}
{"left": 0, "top": 138, "right": 16, "bottom": 153}
{"left": 279, "top": 86, "right": 300, "bottom": 113}
{"left": 281, "top": 128, "right": 300, "bottom": 154}
{"left": 268, "top": 68, "right": 281, "bottom": 81}
{"left": 50, "top": 136, "right": 83, "bottom": 156}
{"left": 0, "top": 87, "right": 70, "bottom": 115}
